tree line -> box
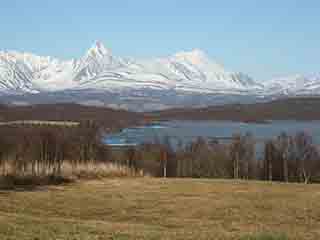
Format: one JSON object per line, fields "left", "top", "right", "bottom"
{"left": 118, "top": 132, "right": 320, "bottom": 184}
{"left": 0, "top": 122, "right": 319, "bottom": 185}
{"left": 0, "top": 122, "right": 111, "bottom": 181}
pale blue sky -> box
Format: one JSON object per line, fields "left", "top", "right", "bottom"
{"left": 1, "top": 0, "right": 319, "bottom": 80}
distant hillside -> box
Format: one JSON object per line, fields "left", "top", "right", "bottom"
{"left": 0, "top": 103, "right": 142, "bottom": 129}
{"left": 149, "top": 97, "right": 320, "bottom": 122}
{"left": 0, "top": 98, "right": 320, "bottom": 129}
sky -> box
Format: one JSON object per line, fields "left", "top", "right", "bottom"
{"left": 1, "top": 0, "right": 320, "bottom": 81}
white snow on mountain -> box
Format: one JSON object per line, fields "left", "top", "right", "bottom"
{"left": 264, "top": 74, "right": 320, "bottom": 95}
{"left": 0, "top": 41, "right": 263, "bottom": 95}
{"left": 0, "top": 50, "right": 77, "bottom": 92}
{"left": 0, "top": 41, "right": 319, "bottom": 100}
{"left": 0, "top": 51, "right": 36, "bottom": 93}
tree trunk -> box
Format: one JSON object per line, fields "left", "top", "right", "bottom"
{"left": 268, "top": 159, "right": 273, "bottom": 181}
{"left": 234, "top": 152, "right": 239, "bottom": 179}
{"left": 283, "top": 155, "right": 288, "bottom": 182}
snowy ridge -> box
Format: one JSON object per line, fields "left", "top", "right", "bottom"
{"left": 0, "top": 52, "right": 36, "bottom": 93}
{"left": 0, "top": 41, "right": 262, "bottom": 95}
{"left": 265, "top": 74, "right": 320, "bottom": 95}
{"left": 0, "top": 41, "right": 319, "bottom": 110}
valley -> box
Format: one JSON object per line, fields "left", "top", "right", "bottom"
{"left": 2, "top": 1, "right": 320, "bottom": 240}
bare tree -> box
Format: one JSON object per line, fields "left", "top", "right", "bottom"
{"left": 230, "top": 133, "right": 254, "bottom": 179}
{"left": 294, "top": 132, "right": 318, "bottom": 184}
{"left": 277, "top": 132, "right": 290, "bottom": 182}
{"left": 230, "top": 134, "right": 240, "bottom": 179}
{"left": 264, "top": 140, "right": 276, "bottom": 181}
{"left": 243, "top": 132, "right": 255, "bottom": 179}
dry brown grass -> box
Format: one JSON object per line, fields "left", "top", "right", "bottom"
{"left": 61, "top": 162, "right": 144, "bottom": 179}
{"left": 0, "top": 178, "right": 319, "bottom": 239}
{"left": 0, "top": 162, "right": 143, "bottom": 190}
{"left": 0, "top": 162, "right": 142, "bottom": 181}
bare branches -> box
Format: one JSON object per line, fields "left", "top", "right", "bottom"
{"left": 0, "top": 125, "right": 320, "bottom": 185}
{"left": 0, "top": 123, "right": 111, "bottom": 181}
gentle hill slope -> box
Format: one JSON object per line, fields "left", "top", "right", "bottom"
{"left": 150, "top": 97, "right": 320, "bottom": 122}
{"left": 0, "top": 178, "right": 318, "bottom": 239}
{"left": 1, "top": 97, "right": 320, "bottom": 127}
{"left": 0, "top": 103, "right": 142, "bottom": 128}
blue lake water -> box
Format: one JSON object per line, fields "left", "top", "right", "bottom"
{"left": 104, "top": 120, "right": 320, "bottom": 146}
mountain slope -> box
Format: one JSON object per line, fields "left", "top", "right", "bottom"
{"left": 0, "top": 52, "right": 37, "bottom": 93}
{"left": 0, "top": 41, "right": 261, "bottom": 95}
{"left": 0, "top": 41, "right": 319, "bottom": 110}
{"left": 265, "top": 74, "right": 320, "bottom": 95}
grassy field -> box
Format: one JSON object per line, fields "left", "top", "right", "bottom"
{"left": 0, "top": 178, "right": 319, "bottom": 240}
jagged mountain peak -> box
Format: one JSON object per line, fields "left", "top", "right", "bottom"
{"left": 174, "top": 49, "right": 210, "bottom": 65}
{"left": 0, "top": 41, "right": 268, "bottom": 99}
{"left": 86, "top": 40, "right": 112, "bottom": 58}
{"left": 173, "top": 48, "right": 226, "bottom": 75}
{"left": 1, "top": 40, "right": 320, "bottom": 110}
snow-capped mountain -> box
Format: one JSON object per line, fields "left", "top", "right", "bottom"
{"left": 0, "top": 50, "right": 76, "bottom": 92}
{"left": 0, "top": 41, "right": 319, "bottom": 110}
{"left": 0, "top": 52, "right": 36, "bottom": 93}
{"left": 0, "top": 41, "right": 261, "bottom": 95}
{"left": 264, "top": 74, "right": 320, "bottom": 95}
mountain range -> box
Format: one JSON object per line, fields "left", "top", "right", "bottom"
{"left": 0, "top": 41, "right": 319, "bottom": 111}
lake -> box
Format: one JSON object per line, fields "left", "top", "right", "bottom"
{"left": 104, "top": 120, "right": 320, "bottom": 147}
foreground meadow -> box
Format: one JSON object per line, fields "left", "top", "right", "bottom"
{"left": 0, "top": 178, "right": 319, "bottom": 240}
